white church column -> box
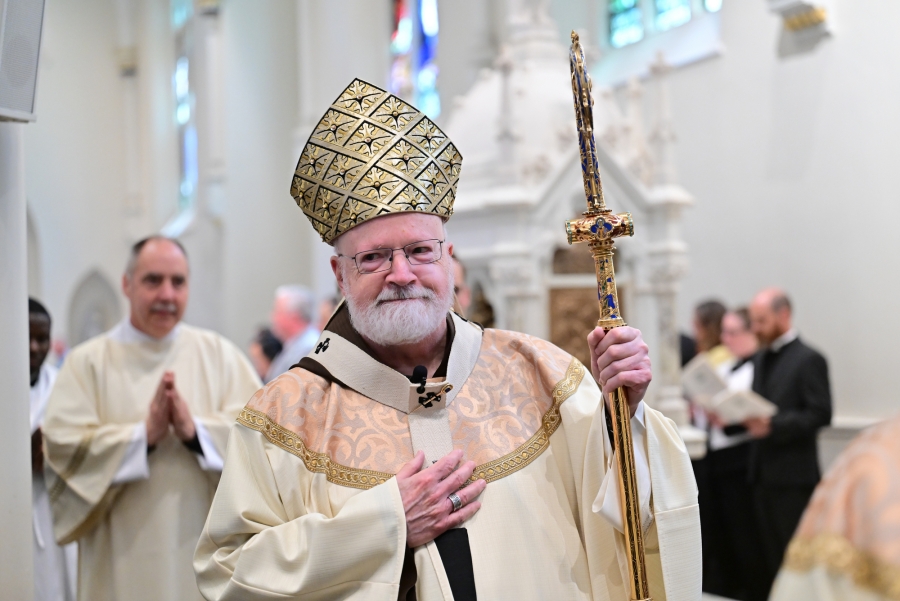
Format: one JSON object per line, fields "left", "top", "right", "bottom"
{"left": 647, "top": 190, "right": 706, "bottom": 458}
{"left": 646, "top": 55, "right": 706, "bottom": 458}
{"left": 295, "top": 0, "right": 335, "bottom": 300}
{"left": 114, "top": 0, "right": 147, "bottom": 240}
{"left": 169, "top": 2, "right": 226, "bottom": 331}
{"left": 294, "top": 0, "right": 392, "bottom": 302}
{"left": 191, "top": 3, "right": 226, "bottom": 330}
{"left": 0, "top": 122, "right": 34, "bottom": 599}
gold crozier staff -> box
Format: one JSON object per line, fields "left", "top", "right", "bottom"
{"left": 566, "top": 32, "right": 650, "bottom": 601}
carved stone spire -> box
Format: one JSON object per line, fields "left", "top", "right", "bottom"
{"left": 624, "top": 78, "right": 654, "bottom": 186}
{"left": 649, "top": 52, "right": 677, "bottom": 187}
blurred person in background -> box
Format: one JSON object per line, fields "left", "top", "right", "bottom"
{"left": 692, "top": 299, "right": 731, "bottom": 367}
{"left": 687, "top": 298, "right": 730, "bottom": 594}
{"left": 29, "top": 298, "right": 77, "bottom": 601}
{"left": 42, "top": 236, "right": 261, "bottom": 601}
{"left": 747, "top": 287, "right": 831, "bottom": 597}
{"left": 266, "top": 285, "right": 319, "bottom": 383}
{"left": 316, "top": 294, "right": 341, "bottom": 332}
{"left": 451, "top": 256, "right": 471, "bottom": 317}
{"left": 703, "top": 308, "right": 768, "bottom": 601}
{"left": 248, "top": 327, "right": 283, "bottom": 382}
{"left": 679, "top": 333, "right": 697, "bottom": 367}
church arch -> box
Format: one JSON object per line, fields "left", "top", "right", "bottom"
{"left": 67, "top": 270, "right": 122, "bottom": 346}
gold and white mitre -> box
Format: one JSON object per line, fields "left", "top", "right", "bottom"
{"left": 290, "top": 78, "right": 463, "bottom": 244}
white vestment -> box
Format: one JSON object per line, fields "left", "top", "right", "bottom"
{"left": 32, "top": 363, "right": 78, "bottom": 601}
{"left": 43, "top": 321, "right": 262, "bottom": 601}
{"left": 195, "top": 310, "right": 701, "bottom": 600}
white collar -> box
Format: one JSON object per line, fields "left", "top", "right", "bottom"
{"left": 633, "top": 399, "right": 646, "bottom": 428}
{"left": 770, "top": 328, "right": 798, "bottom": 352}
{"left": 108, "top": 318, "right": 181, "bottom": 345}
{"left": 305, "top": 312, "right": 482, "bottom": 414}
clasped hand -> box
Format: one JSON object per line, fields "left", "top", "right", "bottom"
{"left": 394, "top": 327, "right": 649, "bottom": 547}
{"left": 145, "top": 371, "right": 196, "bottom": 446}
{"left": 396, "top": 450, "right": 486, "bottom": 548}
{"left": 587, "top": 326, "right": 652, "bottom": 418}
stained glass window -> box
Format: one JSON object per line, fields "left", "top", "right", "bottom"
{"left": 390, "top": 0, "right": 440, "bottom": 119}
{"left": 655, "top": 0, "right": 691, "bottom": 32}
{"left": 416, "top": 0, "right": 440, "bottom": 118}
{"left": 609, "top": 0, "right": 644, "bottom": 48}
{"left": 390, "top": 0, "right": 414, "bottom": 100}
{"left": 171, "top": 0, "right": 191, "bottom": 29}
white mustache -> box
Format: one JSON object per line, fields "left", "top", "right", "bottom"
{"left": 150, "top": 302, "right": 178, "bottom": 314}
{"left": 376, "top": 285, "right": 436, "bottom": 304}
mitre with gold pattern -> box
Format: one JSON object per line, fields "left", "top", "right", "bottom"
{"left": 290, "top": 79, "right": 462, "bottom": 244}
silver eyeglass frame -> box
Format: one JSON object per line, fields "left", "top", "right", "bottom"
{"left": 336, "top": 239, "right": 445, "bottom": 275}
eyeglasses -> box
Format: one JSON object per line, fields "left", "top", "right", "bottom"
{"left": 337, "top": 239, "right": 445, "bottom": 274}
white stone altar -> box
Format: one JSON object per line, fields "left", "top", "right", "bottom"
{"left": 443, "top": 4, "right": 706, "bottom": 457}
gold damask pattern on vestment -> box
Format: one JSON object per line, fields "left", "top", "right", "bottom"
{"left": 782, "top": 414, "right": 900, "bottom": 599}
{"left": 238, "top": 407, "right": 393, "bottom": 490}
{"left": 469, "top": 357, "right": 584, "bottom": 483}
{"left": 240, "top": 329, "right": 583, "bottom": 489}
{"left": 291, "top": 78, "right": 462, "bottom": 244}
{"left": 244, "top": 369, "right": 414, "bottom": 474}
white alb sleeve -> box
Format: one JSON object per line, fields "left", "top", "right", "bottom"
{"left": 111, "top": 422, "right": 150, "bottom": 484}
{"left": 192, "top": 418, "right": 225, "bottom": 472}
{"left": 593, "top": 401, "right": 653, "bottom": 532}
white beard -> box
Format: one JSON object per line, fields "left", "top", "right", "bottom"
{"left": 344, "top": 262, "right": 454, "bottom": 346}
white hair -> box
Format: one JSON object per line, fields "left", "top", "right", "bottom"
{"left": 275, "top": 285, "right": 316, "bottom": 323}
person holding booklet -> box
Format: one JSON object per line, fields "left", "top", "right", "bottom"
{"left": 684, "top": 299, "right": 730, "bottom": 594}
{"left": 706, "top": 308, "right": 770, "bottom": 601}
{"left": 683, "top": 306, "right": 777, "bottom": 600}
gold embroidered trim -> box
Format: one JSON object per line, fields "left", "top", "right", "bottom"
{"left": 238, "top": 408, "right": 393, "bottom": 490}
{"left": 49, "top": 430, "right": 95, "bottom": 503}
{"left": 783, "top": 533, "right": 900, "bottom": 600}
{"left": 239, "top": 357, "right": 586, "bottom": 490}
{"left": 58, "top": 486, "right": 122, "bottom": 546}
{"left": 470, "top": 357, "right": 585, "bottom": 483}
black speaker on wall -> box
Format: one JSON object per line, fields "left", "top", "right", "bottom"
{"left": 0, "top": 0, "right": 46, "bottom": 122}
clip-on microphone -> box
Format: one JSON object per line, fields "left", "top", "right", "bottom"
{"left": 411, "top": 365, "right": 428, "bottom": 394}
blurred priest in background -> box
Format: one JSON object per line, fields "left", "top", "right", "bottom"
{"left": 43, "top": 236, "right": 261, "bottom": 601}
{"left": 194, "top": 79, "right": 701, "bottom": 601}
{"left": 29, "top": 298, "right": 77, "bottom": 601}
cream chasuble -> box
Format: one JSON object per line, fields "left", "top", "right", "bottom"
{"left": 770, "top": 413, "right": 900, "bottom": 601}
{"left": 43, "top": 323, "right": 262, "bottom": 601}
{"left": 194, "top": 311, "right": 701, "bottom": 600}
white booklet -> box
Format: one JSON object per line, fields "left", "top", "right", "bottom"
{"left": 711, "top": 389, "right": 778, "bottom": 424}
{"left": 682, "top": 354, "right": 778, "bottom": 424}
{"left": 682, "top": 354, "right": 728, "bottom": 409}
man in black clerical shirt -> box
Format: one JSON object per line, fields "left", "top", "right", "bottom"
{"left": 745, "top": 287, "right": 831, "bottom": 597}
